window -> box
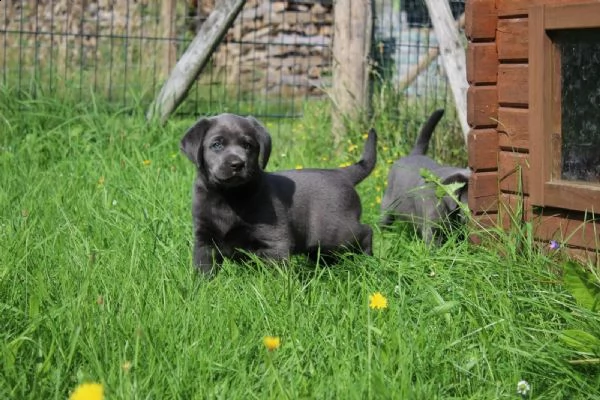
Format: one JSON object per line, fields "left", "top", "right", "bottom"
{"left": 529, "top": 2, "right": 600, "bottom": 213}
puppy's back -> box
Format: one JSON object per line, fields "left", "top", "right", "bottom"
{"left": 269, "top": 169, "right": 364, "bottom": 248}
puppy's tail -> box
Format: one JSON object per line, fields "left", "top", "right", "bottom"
{"left": 341, "top": 128, "right": 377, "bottom": 185}
{"left": 409, "top": 109, "right": 445, "bottom": 156}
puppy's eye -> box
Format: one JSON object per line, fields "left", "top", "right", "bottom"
{"left": 209, "top": 142, "right": 224, "bottom": 151}
{"left": 242, "top": 141, "right": 253, "bottom": 150}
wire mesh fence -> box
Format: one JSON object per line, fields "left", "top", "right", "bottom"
{"left": 0, "top": 0, "right": 464, "bottom": 126}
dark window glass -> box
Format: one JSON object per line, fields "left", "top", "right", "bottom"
{"left": 554, "top": 28, "right": 600, "bottom": 183}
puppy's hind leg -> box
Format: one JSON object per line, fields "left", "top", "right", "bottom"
{"left": 254, "top": 240, "right": 292, "bottom": 263}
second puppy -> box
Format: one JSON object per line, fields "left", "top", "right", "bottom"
{"left": 380, "top": 109, "right": 470, "bottom": 245}
{"left": 181, "top": 113, "right": 377, "bottom": 276}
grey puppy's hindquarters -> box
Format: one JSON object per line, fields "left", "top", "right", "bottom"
{"left": 180, "top": 114, "right": 377, "bottom": 276}
{"left": 380, "top": 109, "right": 471, "bottom": 245}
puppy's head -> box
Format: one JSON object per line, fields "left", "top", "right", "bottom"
{"left": 437, "top": 167, "right": 471, "bottom": 220}
{"left": 180, "top": 113, "right": 272, "bottom": 188}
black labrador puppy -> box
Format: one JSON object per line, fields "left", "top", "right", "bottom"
{"left": 181, "top": 113, "right": 377, "bottom": 275}
{"left": 380, "top": 109, "right": 471, "bottom": 245}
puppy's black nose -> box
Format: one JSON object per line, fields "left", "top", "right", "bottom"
{"left": 230, "top": 159, "right": 245, "bottom": 172}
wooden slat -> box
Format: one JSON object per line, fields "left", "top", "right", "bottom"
{"left": 469, "top": 171, "right": 499, "bottom": 212}
{"left": 468, "top": 128, "right": 498, "bottom": 171}
{"left": 565, "top": 247, "right": 599, "bottom": 269}
{"left": 542, "top": 182, "right": 600, "bottom": 214}
{"left": 528, "top": 4, "right": 547, "bottom": 207}
{"left": 534, "top": 211, "right": 600, "bottom": 250}
{"left": 467, "top": 85, "right": 498, "bottom": 128}
{"left": 496, "top": 0, "right": 586, "bottom": 17}
{"left": 499, "top": 193, "right": 531, "bottom": 231}
{"left": 498, "top": 64, "right": 528, "bottom": 107}
{"left": 498, "top": 151, "right": 530, "bottom": 194}
{"left": 469, "top": 213, "right": 499, "bottom": 245}
{"left": 467, "top": 42, "right": 498, "bottom": 85}
{"left": 497, "top": 18, "right": 528, "bottom": 62}
{"left": 465, "top": 0, "right": 497, "bottom": 41}
{"left": 497, "top": 107, "right": 529, "bottom": 151}
{"left": 544, "top": 3, "right": 600, "bottom": 29}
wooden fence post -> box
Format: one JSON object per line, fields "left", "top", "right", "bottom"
{"left": 159, "top": 0, "right": 177, "bottom": 82}
{"left": 331, "top": 0, "right": 373, "bottom": 145}
{"left": 424, "top": 0, "right": 469, "bottom": 144}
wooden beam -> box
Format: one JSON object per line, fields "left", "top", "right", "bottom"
{"left": 465, "top": 0, "right": 497, "bottom": 41}
{"left": 468, "top": 128, "right": 498, "bottom": 171}
{"left": 469, "top": 171, "right": 499, "bottom": 212}
{"left": 498, "top": 151, "right": 530, "bottom": 195}
{"left": 497, "top": 18, "right": 528, "bottom": 62}
{"left": 498, "top": 64, "right": 528, "bottom": 107}
{"left": 424, "top": 0, "right": 469, "bottom": 143}
{"left": 466, "top": 42, "right": 498, "bottom": 85}
{"left": 467, "top": 85, "right": 497, "bottom": 128}
{"left": 497, "top": 107, "right": 529, "bottom": 151}
{"left": 147, "top": 0, "right": 247, "bottom": 123}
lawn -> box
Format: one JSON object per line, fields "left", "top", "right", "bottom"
{"left": 1, "top": 93, "right": 599, "bottom": 399}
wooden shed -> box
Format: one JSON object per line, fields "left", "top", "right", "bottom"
{"left": 465, "top": 0, "right": 600, "bottom": 264}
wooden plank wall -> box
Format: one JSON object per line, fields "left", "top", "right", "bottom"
{"left": 466, "top": 0, "right": 599, "bottom": 265}
{"left": 465, "top": 0, "right": 499, "bottom": 235}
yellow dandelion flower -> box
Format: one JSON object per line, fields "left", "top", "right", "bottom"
{"left": 348, "top": 143, "right": 358, "bottom": 152}
{"left": 386, "top": 159, "right": 393, "bottom": 164}
{"left": 97, "top": 176, "right": 105, "bottom": 186}
{"left": 382, "top": 146, "right": 389, "bottom": 152}
{"left": 142, "top": 159, "right": 151, "bottom": 166}
{"left": 69, "top": 382, "right": 104, "bottom": 400}
{"left": 375, "top": 196, "right": 381, "bottom": 204}
{"left": 263, "top": 336, "right": 281, "bottom": 351}
{"left": 295, "top": 165, "right": 303, "bottom": 170}
{"left": 321, "top": 156, "right": 329, "bottom": 162}
{"left": 362, "top": 133, "right": 369, "bottom": 140}
{"left": 369, "top": 292, "right": 388, "bottom": 310}
{"left": 339, "top": 161, "right": 351, "bottom": 168}
{"left": 376, "top": 185, "right": 382, "bottom": 192}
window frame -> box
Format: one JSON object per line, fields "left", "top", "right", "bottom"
{"left": 529, "top": 2, "right": 600, "bottom": 213}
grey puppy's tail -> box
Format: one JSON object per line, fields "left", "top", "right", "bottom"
{"left": 341, "top": 128, "right": 377, "bottom": 185}
{"left": 409, "top": 109, "right": 445, "bottom": 156}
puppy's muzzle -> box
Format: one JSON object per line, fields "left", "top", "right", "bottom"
{"left": 229, "top": 158, "right": 245, "bottom": 173}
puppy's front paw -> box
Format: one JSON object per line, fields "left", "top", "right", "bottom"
{"left": 193, "top": 243, "right": 220, "bottom": 277}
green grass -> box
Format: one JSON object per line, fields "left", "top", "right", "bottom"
{"left": 1, "top": 93, "right": 599, "bottom": 399}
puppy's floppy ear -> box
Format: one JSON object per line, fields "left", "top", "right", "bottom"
{"left": 439, "top": 168, "right": 471, "bottom": 185}
{"left": 246, "top": 116, "right": 272, "bottom": 170}
{"left": 180, "top": 118, "right": 212, "bottom": 167}
{"left": 439, "top": 168, "right": 471, "bottom": 210}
